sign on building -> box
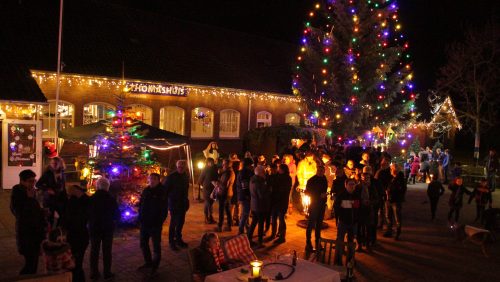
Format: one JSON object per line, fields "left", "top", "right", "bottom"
{"left": 125, "top": 82, "right": 187, "bottom": 97}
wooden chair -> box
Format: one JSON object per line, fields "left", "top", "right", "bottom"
{"left": 462, "top": 225, "right": 494, "bottom": 257}
{"left": 315, "top": 237, "right": 337, "bottom": 265}
{"left": 187, "top": 247, "right": 204, "bottom": 282}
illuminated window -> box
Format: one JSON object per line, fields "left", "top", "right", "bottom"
{"left": 285, "top": 113, "right": 300, "bottom": 126}
{"left": 191, "top": 107, "right": 214, "bottom": 138}
{"left": 40, "top": 100, "right": 74, "bottom": 137}
{"left": 256, "top": 111, "right": 272, "bottom": 128}
{"left": 83, "top": 102, "right": 115, "bottom": 124}
{"left": 220, "top": 109, "right": 240, "bottom": 138}
{"left": 126, "top": 104, "right": 152, "bottom": 125}
{"left": 160, "top": 106, "right": 185, "bottom": 135}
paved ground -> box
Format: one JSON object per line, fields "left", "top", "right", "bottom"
{"left": 1, "top": 183, "right": 499, "bottom": 282}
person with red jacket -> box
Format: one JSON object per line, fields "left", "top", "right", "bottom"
{"left": 410, "top": 157, "right": 420, "bottom": 185}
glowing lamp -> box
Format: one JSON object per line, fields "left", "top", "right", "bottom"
{"left": 250, "top": 260, "right": 263, "bottom": 278}
{"left": 111, "top": 167, "right": 120, "bottom": 175}
{"left": 197, "top": 161, "right": 205, "bottom": 170}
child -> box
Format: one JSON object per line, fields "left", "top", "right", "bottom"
{"left": 410, "top": 157, "right": 420, "bottom": 185}
{"left": 42, "top": 227, "right": 75, "bottom": 274}
{"left": 468, "top": 179, "right": 492, "bottom": 222}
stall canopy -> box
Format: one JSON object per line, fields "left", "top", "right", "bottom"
{"left": 58, "top": 120, "right": 188, "bottom": 146}
{"left": 59, "top": 120, "right": 196, "bottom": 194}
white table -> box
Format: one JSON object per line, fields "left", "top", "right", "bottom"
{"left": 205, "top": 258, "right": 341, "bottom": 282}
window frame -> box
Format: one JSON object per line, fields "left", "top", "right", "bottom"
{"left": 159, "top": 106, "right": 186, "bottom": 135}
{"left": 219, "top": 109, "right": 240, "bottom": 138}
{"left": 190, "top": 107, "right": 214, "bottom": 138}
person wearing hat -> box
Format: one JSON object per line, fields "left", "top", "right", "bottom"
{"left": 64, "top": 185, "right": 89, "bottom": 282}
{"left": 11, "top": 169, "right": 46, "bottom": 275}
{"left": 355, "top": 166, "right": 379, "bottom": 251}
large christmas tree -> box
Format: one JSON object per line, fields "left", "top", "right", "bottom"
{"left": 293, "top": 0, "right": 417, "bottom": 137}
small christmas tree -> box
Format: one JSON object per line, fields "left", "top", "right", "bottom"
{"left": 409, "top": 137, "right": 420, "bottom": 156}
{"left": 83, "top": 96, "right": 160, "bottom": 224}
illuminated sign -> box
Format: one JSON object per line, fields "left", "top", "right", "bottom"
{"left": 125, "top": 82, "right": 187, "bottom": 97}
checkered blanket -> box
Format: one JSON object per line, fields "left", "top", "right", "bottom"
{"left": 222, "top": 234, "right": 257, "bottom": 264}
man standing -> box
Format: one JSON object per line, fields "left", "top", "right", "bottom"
{"left": 484, "top": 149, "right": 498, "bottom": 192}
{"left": 427, "top": 175, "right": 445, "bottom": 220}
{"left": 334, "top": 178, "right": 360, "bottom": 265}
{"left": 237, "top": 158, "right": 254, "bottom": 235}
{"left": 198, "top": 158, "right": 218, "bottom": 224}
{"left": 215, "top": 159, "right": 235, "bottom": 232}
{"left": 442, "top": 149, "right": 451, "bottom": 183}
{"left": 374, "top": 155, "right": 392, "bottom": 229}
{"left": 88, "top": 177, "right": 119, "bottom": 280}
{"left": 164, "top": 160, "right": 190, "bottom": 251}
{"left": 138, "top": 173, "right": 168, "bottom": 275}
{"left": 11, "top": 170, "right": 46, "bottom": 275}
{"left": 65, "top": 185, "right": 90, "bottom": 282}
{"left": 248, "top": 165, "right": 269, "bottom": 247}
{"left": 383, "top": 163, "right": 406, "bottom": 240}
{"left": 305, "top": 166, "right": 328, "bottom": 251}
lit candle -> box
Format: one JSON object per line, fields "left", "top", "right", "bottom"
{"left": 250, "top": 260, "right": 263, "bottom": 278}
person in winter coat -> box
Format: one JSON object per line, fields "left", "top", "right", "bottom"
{"left": 426, "top": 175, "right": 445, "bottom": 220}
{"left": 305, "top": 166, "right": 329, "bottom": 251}
{"left": 138, "top": 173, "right": 168, "bottom": 275}
{"left": 64, "top": 185, "right": 89, "bottom": 282}
{"left": 355, "top": 166, "right": 379, "bottom": 251}
{"left": 410, "top": 157, "right": 420, "bottom": 185}
{"left": 88, "top": 177, "right": 119, "bottom": 280}
{"left": 383, "top": 163, "right": 406, "bottom": 240}
{"left": 198, "top": 158, "right": 218, "bottom": 224}
{"left": 42, "top": 227, "right": 75, "bottom": 274}
{"left": 374, "top": 155, "right": 392, "bottom": 229}
{"left": 36, "top": 156, "right": 67, "bottom": 227}
{"left": 215, "top": 159, "right": 235, "bottom": 232}
{"left": 484, "top": 149, "right": 498, "bottom": 192}
{"left": 247, "top": 165, "right": 270, "bottom": 247}
{"left": 11, "top": 169, "right": 47, "bottom": 275}
{"left": 447, "top": 176, "right": 472, "bottom": 224}
{"left": 164, "top": 160, "right": 190, "bottom": 251}
{"left": 237, "top": 158, "right": 254, "bottom": 235}
{"left": 269, "top": 164, "right": 292, "bottom": 244}
{"left": 334, "top": 178, "right": 360, "bottom": 265}
{"left": 468, "top": 179, "right": 493, "bottom": 222}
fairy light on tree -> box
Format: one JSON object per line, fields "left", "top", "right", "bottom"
{"left": 293, "top": 0, "right": 419, "bottom": 137}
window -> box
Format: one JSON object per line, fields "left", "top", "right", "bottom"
{"left": 256, "top": 111, "right": 272, "bottom": 128}
{"left": 191, "top": 107, "right": 214, "bottom": 138}
{"left": 160, "top": 106, "right": 185, "bottom": 135}
{"left": 220, "top": 109, "right": 240, "bottom": 138}
{"left": 83, "top": 102, "right": 115, "bottom": 124}
{"left": 40, "top": 100, "right": 74, "bottom": 137}
{"left": 126, "top": 104, "right": 153, "bottom": 125}
{"left": 285, "top": 113, "right": 300, "bottom": 126}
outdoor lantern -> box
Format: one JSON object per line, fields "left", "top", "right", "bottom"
{"left": 197, "top": 161, "right": 205, "bottom": 170}
{"left": 250, "top": 260, "right": 263, "bottom": 278}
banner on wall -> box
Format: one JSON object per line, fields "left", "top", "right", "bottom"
{"left": 125, "top": 82, "right": 188, "bottom": 97}
{"left": 7, "top": 123, "right": 37, "bottom": 166}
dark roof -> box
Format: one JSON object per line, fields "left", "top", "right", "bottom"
{"left": 0, "top": 48, "right": 47, "bottom": 102}
{"left": 1, "top": 0, "right": 296, "bottom": 94}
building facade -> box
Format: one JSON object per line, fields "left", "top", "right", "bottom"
{"left": 32, "top": 71, "right": 302, "bottom": 155}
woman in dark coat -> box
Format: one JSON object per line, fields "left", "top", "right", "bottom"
{"left": 269, "top": 164, "right": 292, "bottom": 243}
{"left": 36, "top": 157, "right": 67, "bottom": 227}
{"left": 247, "top": 165, "right": 270, "bottom": 247}
{"left": 64, "top": 185, "right": 89, "bottom": 282}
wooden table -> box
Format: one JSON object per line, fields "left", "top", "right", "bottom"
{"left": 205, "top": 258, "right": 341, "bottom": 282}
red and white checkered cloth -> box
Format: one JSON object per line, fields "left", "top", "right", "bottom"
{"left": 222, "top": 234, "right": 257, "bottom": 264}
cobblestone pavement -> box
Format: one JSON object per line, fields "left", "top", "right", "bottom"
{"left": 1, "top": 183, "right": 500, "bottom": 281}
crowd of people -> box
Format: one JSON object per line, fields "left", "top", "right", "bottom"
{"left": 9, "top": 145, "right": 497, "bottom": 280}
